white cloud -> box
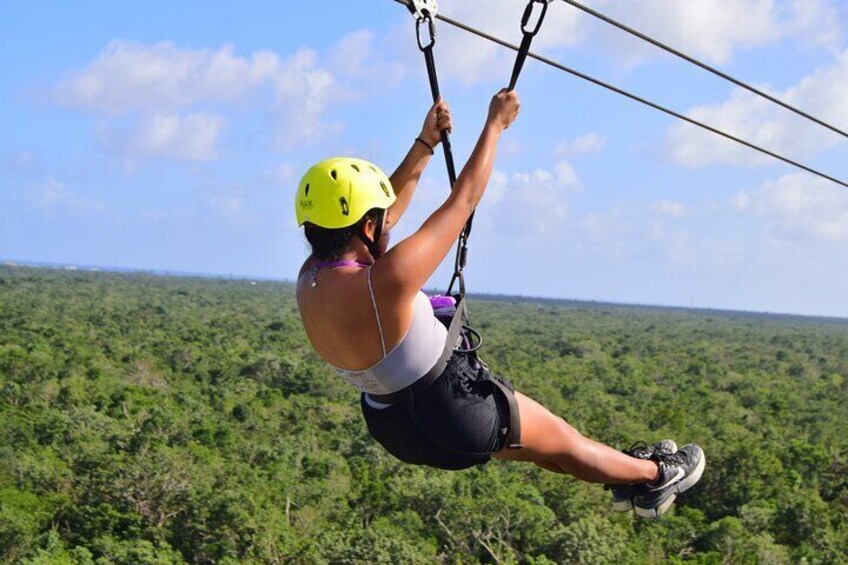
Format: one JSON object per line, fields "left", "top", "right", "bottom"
{"left": 209, "top": 194, "right": 243, "bottom": 216}
{"left": 790, "top": 50, "right": 848, "bottom": 125}
{"left": 274, "top": 163, "right": 297, "bottom": 185}
{"left": 55, "top": 41, "right": 279, "bottom": 113}
{"left": 205, "top": 187, "right": 258, "bottom": 230}
{"left": 592, "top": 0, "right": 782, "bottom": 66}
{"left": 2, "top": 151, "right": 38, "bottom": 173}
{"left": 54, "top": 33, "right": 391, "bottom": 157}
{"left": 433, "top": 0, "right": 585, "bottom": 85}
{"left": 272, "top": 49, "right": 341, "bottom": 148}
{"left": 736, "top": 172, "right": 848, "bottom": 241}
{"left": 325, "top": 29, "right": 405, "bottom": 88}
{"left": 129, "top": 112, "right": 224, "bottom": 161}
{"left": 644, "top": 220, "right": 693, "bottom": 264}
{"left": 566, "top": 203, "right": 697, "bottom": 265}
{"left": 653, "top": 199, "right": 689, "bottom": 217}
{"left": 590, "top": 0, "right": 841, "bottom": 66}
{"left": 476, "top": 161, "right": 579, "bottom": 240}
{"left": 667, "top": 50, "right": 848, "bottom": 166}
{"left": 780, "top": 0, "right": 844, "bottom": 48}
{"left": 33, "top": 178, "right": 66, "bottom": 208}
{"left": 554, "top": 161, "right": 582, "bottom": 191}
{"left": 28, "top": 178, "right": 107, "bottom": 216}
{"left": 554, "top": 133, "right": 606, "bottom": 159}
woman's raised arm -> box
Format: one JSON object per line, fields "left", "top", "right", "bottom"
{"left": 379, "top": 89, "right": 520, "bottom": 297}
{"left": 385, "top": 99, "right": 453, "bottom": 231}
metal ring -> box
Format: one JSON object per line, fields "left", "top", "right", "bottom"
{"left": 456, "top": 325, "right": 483, "bottom": 353}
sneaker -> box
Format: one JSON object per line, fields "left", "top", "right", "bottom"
{"left": 634, "top": 443, "right": 705, "bottom": 518}
{"left": 606, "top": 440, "right": 678, "bottom": 512}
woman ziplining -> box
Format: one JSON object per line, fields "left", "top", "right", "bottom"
{"left": 293, "top": 0, "right": 704, "bottom": 518}
{"left": 293, "top": 90, "right": 704, "bottom": 517}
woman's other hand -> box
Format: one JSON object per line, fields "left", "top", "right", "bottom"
{"left": 487, "top": 89, "right": 520, "bottom": 131}
{"left": 419, "top": 98, "right": 453, "bottom": 148}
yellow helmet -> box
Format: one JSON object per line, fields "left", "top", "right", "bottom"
{"left": 295, "top": 157, "right": 396, "bottom": 228}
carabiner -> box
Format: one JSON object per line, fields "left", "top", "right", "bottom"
{"left": 521, "top": 0, "right": 550, "bottom": 37}
{"left": 416, "top": 14, "right": 436, "bottom": 52}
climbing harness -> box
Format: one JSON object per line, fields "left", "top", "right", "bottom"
{"left": 389, "top": 0, "right": 551, "bottom": 453}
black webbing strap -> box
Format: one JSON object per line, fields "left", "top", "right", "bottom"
{"left": 508, "top": 0, "right": 550, "bottom": 91}
{"left": 444, "top": 0, "right": 551, "bottom": 297}
{"left": 416, "top": 16, "right": 459, "bottom": 189}
{"left": 490, "top": 372, "right": 523, "bottom": 450}
{"left": 412, "top": 12, "right": 471, "bottom": 298}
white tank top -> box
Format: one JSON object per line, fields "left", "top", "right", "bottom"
{"left": 330, "top": 267, "right": 447, "bottom": 398}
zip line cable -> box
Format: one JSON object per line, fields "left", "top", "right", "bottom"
{"left": 559, "top": 0, "right": 848, "bottom": 141}
{"left": 391, "top": 0, "right": 848, "bottom": 189}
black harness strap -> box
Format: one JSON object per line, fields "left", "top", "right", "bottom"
{"left": 406, "top": 0, "right": 550, "bottom": 298}
{"left": 412, "top": 11, "right": 469, "bottom": 298}
{"left": 417, "top": 17, "right": 459, "bottom": 189}
{"left": 389, "top": 0, "right": 552, "bottom": 455}
{"left": 508, "top": 0, "right": 551, "bottom": 91}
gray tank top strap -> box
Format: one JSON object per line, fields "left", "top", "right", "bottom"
{"left": 367, "top": 266, "right": 387, "bottom": 357}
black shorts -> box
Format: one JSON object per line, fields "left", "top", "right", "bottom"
{"left": 360, "top": 352, "right": 515, "bottom": 470}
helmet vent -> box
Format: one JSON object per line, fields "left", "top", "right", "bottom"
{"left": 369, "top": 165, "right": 378, "bottom": 174}
{"left": 339, "top": 197, "right": 350, "bottom": 216}
{"left": 330, "top": 169, "right": 338, "bottom": 181}
{"left": 380, "top": 181, "right": 390, "bottom": 197}
{"left": 350, "top": 163, "right": 360, "bottom": 172}
{"left": 304, "top": 183, "right": 310, "bottom": 197}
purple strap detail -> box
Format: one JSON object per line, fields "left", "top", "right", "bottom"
{"left": 428, "top": 294, "right": 456, "bottom": 310}
{"left": 313, "top": 260, "right": 371, "bottom": 269}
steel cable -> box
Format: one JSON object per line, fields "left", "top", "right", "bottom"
{"left": 559, "top": 0, "right": 848, "bottom": 141}
{"left": 391, "top": 0, "right": 847, "bottom": 189}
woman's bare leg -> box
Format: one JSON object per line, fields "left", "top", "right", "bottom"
{"left": 494, "top": 390, "right": 660, "bottom": 484}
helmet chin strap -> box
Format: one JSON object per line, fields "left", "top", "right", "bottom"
{"left": 357, "top": 210, "right": 385, "bottom": 261}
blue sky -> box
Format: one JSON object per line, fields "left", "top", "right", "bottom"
{"left": 2, "top": 1, "right": 847, "bottom": 317}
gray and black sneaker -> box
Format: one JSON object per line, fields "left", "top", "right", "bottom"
{"left": 606, "top": 440, "right": 678, "bottom": 512}
{"left": 634, "top": 443, "right": 705, "bottom": 518}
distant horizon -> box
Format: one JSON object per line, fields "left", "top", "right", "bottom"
{"left": 5, "top": 257, "right": 846, "bottom": 324}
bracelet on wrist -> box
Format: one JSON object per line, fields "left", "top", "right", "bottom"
{"left": 415, "top": 137, "right": 435, "bottom": 155}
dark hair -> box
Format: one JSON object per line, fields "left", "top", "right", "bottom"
{"left": 303, "top": 208, "right": 384, "bottom": 261}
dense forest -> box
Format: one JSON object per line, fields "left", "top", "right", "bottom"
{"left": 1, "top": 266, "right": 847, "bottom": 564}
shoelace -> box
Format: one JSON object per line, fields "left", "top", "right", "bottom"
{"left": 626, "top": 441, "right": 650, "bottom": 457}
{"left": 654, "top": 449, "right": 689, "bottom": 467}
